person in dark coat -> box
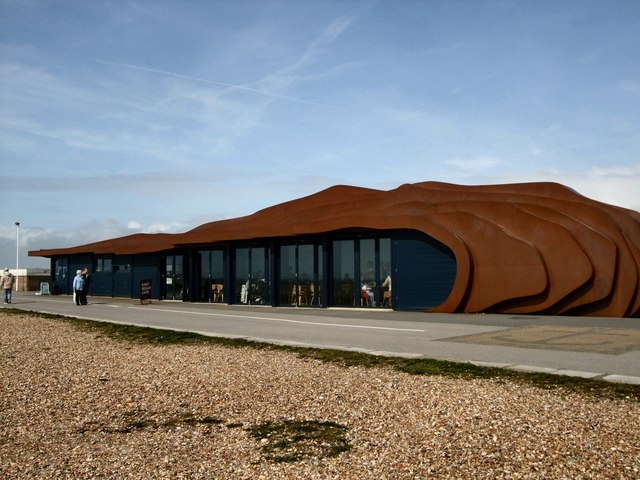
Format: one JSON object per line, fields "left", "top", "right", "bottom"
{"left": 81, "top": 267, "right": 91, "bottom": 305}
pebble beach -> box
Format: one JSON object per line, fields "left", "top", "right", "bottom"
{"left": 1, "top": 312, "right": 639, "bottom": 479}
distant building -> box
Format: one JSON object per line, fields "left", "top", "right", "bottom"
{"left": 5, "top": 269, "right": 51, "bottom": 292}
{"left": 29, "top": 182, "right": 640, "bottom": 318}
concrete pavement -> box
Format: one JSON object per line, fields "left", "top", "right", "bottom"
{"left": 4, "top": 292, "right": 640, "bottom": 385}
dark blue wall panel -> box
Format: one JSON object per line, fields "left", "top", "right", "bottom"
{"left": 393, "top": 230, "right": 457, "bottom": 311}
{"left": 91, "top": 272, "right": 113, "bottom": 296}
{"left": 132, "top": 255, "right": 161, "bottom": 300}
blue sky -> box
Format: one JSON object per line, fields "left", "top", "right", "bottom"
{"left": 2, "top": 0, "right": 639, "bottom": 269}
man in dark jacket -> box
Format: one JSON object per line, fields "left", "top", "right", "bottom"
{"left": 81, "top": 267, "right": 91, "bottom": 305}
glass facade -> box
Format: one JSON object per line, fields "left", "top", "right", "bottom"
{"left": 51, "top": 229, "right": 459, "bottom": 310}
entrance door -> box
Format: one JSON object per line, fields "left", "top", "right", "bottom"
{"left": 164, "top": 255, "right": 184, "bottom": 300}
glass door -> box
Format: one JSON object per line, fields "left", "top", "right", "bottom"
{"left": 164, "top": 255, "right": 184, "bottom": 300}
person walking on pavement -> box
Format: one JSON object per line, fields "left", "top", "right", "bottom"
{"left": 73, "top": 270, "right": 84, "bottom": 306}
{"left": 80, "top": 267, "right": 91, "bottom": 305}
{"left": 1, "top": 268, "right": 15, "bottom": 304}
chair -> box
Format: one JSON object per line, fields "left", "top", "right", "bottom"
{"left": 383, "top": 290, "right": 391, "bottom": 307}
{"left": 309, "top": 282, "right": 321, "bottom": 306}
{"left": 211, "top": 283, "right": 224, "bottom": 303}
{"left": 361, "top": 289, "right": 370, "bottom": 306}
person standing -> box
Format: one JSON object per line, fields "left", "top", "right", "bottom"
{"left": 1, "top": 268, "right": 15, "bottom": 304}
{"left": 72, "top": 270, "right": 84, "bottom": 306}
{"left": 80, "top": 267, "right": 91, "bottom": 305}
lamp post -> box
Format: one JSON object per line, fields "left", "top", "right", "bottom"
{"left": 15, "top": 222, "right": 20, "bottom": 292}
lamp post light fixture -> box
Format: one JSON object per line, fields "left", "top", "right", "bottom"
{"left": 15, "top": 222, "right": 20, "bottom": 292}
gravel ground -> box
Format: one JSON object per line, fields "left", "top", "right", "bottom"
{"left": 1, "top": 312, "right": 639, "bottom": 479}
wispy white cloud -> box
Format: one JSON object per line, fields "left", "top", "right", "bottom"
{"left": 445, "top": 155, "right": 503, "bottom": 172}
{"left": 487, "top": 164, "right": 640, "bottom": 212}
{"left": 620, "top": 80, "right": 640, "bottom": 94}
{"left": 97, "top": 59, "right": 345, "bottom": 111}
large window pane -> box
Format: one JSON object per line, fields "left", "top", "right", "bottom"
{"left": 251, "top": 247, "right": 268, "bottom": 305}
{"left": 199, "top": 250, "right": 211, "bottom": 302}
{"left": 380, "top": 238, "right": 392, "bottom": 308}
{"left": 298, "top": 244, "right": 314, "bottom": 306}
{"left": 164, "top": 255, "right": 183, "bottom": 300}
{"left": 54, "top": 258, "right": 68, "bottom": 284}
{"left": 315, "top": 246, "right": 323, "bottom": 306}
{"left": 235, "top": 248, "right": 250, "bottom": 304}
{"left": 359, "top": 239, "right": 376, "bottom": 307}
{"left": 332, "top": 240, "right": 354, "bottom": 306}
{"left": 174, "top": 255, "right": 183, "bottom": 300}
{"left": 211, "top": 249, "right": 224, "bottom": 303}
{"left": 280, "top": 245, "right": 296, "bottom": 305}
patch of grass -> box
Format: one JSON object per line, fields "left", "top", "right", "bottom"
{"left": 78, "top": 410, "right": 224, "bottom": 435}
{"left": 247, "top": 420, "right": 351, "bottom": 463}
{"left": 2, "top": 308, "right": 67, "bottom": 320}
{"left": 5, "top": 308, "right": 640, "bottom": 401}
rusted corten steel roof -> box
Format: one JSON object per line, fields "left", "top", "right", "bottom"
{"left": 30, "top": 181, "right": 640, "bottom": 317}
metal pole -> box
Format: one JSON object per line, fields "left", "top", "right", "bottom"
{"left": 15, "top": 222, "right": 20, "bottom": 292}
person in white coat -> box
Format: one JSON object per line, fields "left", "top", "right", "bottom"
{"left": 1, "top": 268, "right": 15, "bottom": 304}
{"left": 72, "top": 270, "right": 84, "bottom": 306}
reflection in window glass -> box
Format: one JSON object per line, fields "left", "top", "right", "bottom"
{"left": 332, "top": 240, "right": 354, "bottom": 306}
